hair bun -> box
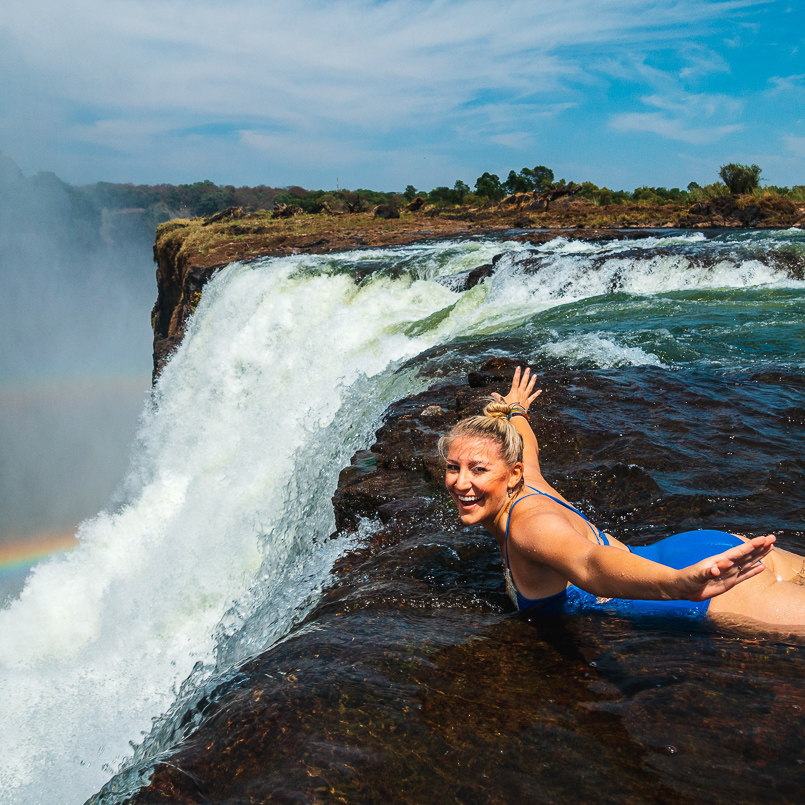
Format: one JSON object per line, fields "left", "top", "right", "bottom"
{"left": 483, "top": 398, "right": 511, "bottom": 420}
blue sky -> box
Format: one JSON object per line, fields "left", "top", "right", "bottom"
{"left": 1, "top": 0, "right": 803, "bottom": 191}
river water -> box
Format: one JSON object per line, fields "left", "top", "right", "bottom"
{"left": 1, "top": 229, "right": 803, "bottom": 804}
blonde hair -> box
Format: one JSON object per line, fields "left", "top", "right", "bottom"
{"left": 438, "top": 398, "right": 524, "bottom": 468}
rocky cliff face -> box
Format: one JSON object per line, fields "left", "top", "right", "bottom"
{"left": 151, "top": 221, "right": 223, "bottom": 379}
{"left": 149, "top": 211, "right": 482, "bottom": 378}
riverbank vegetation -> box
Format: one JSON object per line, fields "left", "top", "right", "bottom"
{"left": 2, "top": 151, "right": 802, "bottom": 255}
{"left": 81, "top": 162, "right": 805, "bottom": 224}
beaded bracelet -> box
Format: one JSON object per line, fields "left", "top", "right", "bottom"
{"left": 508, "top": 410, "right": 530, "bottom": 423}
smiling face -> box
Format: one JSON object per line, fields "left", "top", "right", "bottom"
{"left": 444, "top": 436, "right": 523, "bottom": 528}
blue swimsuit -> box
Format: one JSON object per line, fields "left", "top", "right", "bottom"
{"left": 503, "top": 486, "right": 743, "bottom": 620}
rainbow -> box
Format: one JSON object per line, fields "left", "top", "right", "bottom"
{"left": 0, "top": 531, "right": 79, "bottom": 577}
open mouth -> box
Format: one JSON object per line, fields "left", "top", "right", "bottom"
{"left": 456, "top": 494, "right": 481, "bottom": 507}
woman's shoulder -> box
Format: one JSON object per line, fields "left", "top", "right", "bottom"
{"left": 508, "top": 496, "right": 578, "bottom": 541}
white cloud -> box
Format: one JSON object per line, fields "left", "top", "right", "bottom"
{"left": 767, "top": 74, "right": 805, "bottom": 94}
{"left": 238, "top": 129, "right": 368, "bottom": 166}
{"left": 3, "top": 1, "right": 766, "bottom": 116}
{"left": 488, "top": 132, "right": 536, "bottom": 150}
{"left": 610, "top": 112, "right": 742, "bottom": 144}
{"left": 0, "top": 0, "right": 777, "bottom": 185}
{"left": 69, "top": 119, "right": 176, "bottom": 152}
{"left": 641, "top": 92, "right": 743, "bottom": 118}
{"left": 604, "top": 51, "right": 746, "bottom": 147}
{"left": 678, "top": 45, "right": 730, "bottom": 79}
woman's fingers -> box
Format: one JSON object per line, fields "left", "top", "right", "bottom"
{"left": 704, "top": 535, "right": 775, "bottom": 582}
{"left": 497, "top": 367, "right": 543, "bottom": 410}
{"left": 510, "top": 366, "right": 522, "bottom": 393}
{"left": 735, "top": 535, "right": 776, "bottom": 564}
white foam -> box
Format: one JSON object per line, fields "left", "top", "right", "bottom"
{"left": 540, "top": 333, "right": 665, "bottom": 369}
{"left": 532, "top": 231, "right": 708, "bottom": 255}
{"left": 0, "top": 252, "right": 463, "bottom": 805}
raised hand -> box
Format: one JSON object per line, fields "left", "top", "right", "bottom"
{"left": 491, "top": 366, "right": 542, "bottom": 413}
{"left": 683, "top": 534, "right": 776, "bottom": 601}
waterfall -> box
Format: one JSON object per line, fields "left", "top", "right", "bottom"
{"left": 1, "top": 231, "right": 801, "bottom": 804}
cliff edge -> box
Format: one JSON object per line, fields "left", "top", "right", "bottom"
{"left": 151, "top": 199, "right": 803, "bottom": 379}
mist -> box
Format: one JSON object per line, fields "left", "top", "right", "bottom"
{"left": 0, "top": 153, "right": 156, "bottom": 601}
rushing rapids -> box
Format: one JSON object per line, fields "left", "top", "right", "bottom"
{"left": 1, "top": 230, "right": 803, "bottom": 804}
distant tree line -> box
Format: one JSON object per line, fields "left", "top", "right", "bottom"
{"left": 404, "top": 162, "right": 805, "bottom": 208}
{"left": 73, "top": 162, "right": 805, "bottom": 224}
{"left": 84, "top": 180, "right": 294, "bottom": 219}
{"left": 3, "top": 150, "right": 801, "bottom": 253}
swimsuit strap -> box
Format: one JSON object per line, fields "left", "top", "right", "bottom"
{"left": 522, "top": 485, "right": 609, "bottom": 546}
{"left": 503, "top": 492, "right": 541, "bottom": 572}
{"left": 503, "top": 485, "right": 610, "bottom": 609}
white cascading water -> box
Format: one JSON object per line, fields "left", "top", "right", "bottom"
{"left": 0, "top": 240, "right": 509, "bottom": 805}
{"left": 0, "top": 234, "right": 797, "bottom": 804}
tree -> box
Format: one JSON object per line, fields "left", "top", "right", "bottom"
{"left": 428, "top": 186, "right": 454, "bottom": 205}
{"left": 521, "top": 165, "right": 554, "bottom": 193}
{"left": 453, "top": 180, "right": 470, "bottom": 202}
{"left": 403, "top": 184, "right": 418, "bottom": 201}
{"left": 503, "top": 170, "right": 531, "bottom": 195}
{"left": 718, "top": 163, "right": 762, "bottom": 195}
{"left": 502, "top": 165, "right": 555, "bottom": 195}
{"left": 474, "top": 172, "right": 505, "bottom": 201}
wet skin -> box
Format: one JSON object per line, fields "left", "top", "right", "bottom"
{"left": 444, "top": 437, "right": 522, "bottom": 530}
{"left": 444, "top": 367, "right": 803, "bottom": 629}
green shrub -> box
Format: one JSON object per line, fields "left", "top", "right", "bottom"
{"left": 789, "top": 186, "right": 805, "bottom": 202}
{"left": 718, "top": 163, "right": 762, "bottom": 194}
{"left": 687, "top": 182, "right": 730, "bottom": 201}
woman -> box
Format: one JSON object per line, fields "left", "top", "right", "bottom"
{"left": 440, "top": 367, "right": 805, "bottom": 626}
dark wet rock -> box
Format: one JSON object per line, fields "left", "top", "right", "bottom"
{"left": 780, "top": 406, "right": 805, "bottom": 426}
{"left": 373, "top": 203, "right": 400, "bottom": 219}
{"left": 467, "top": 355, "right": 521, "bottom": 387}
{"left": 749, "top": 371, "right": 805, "bottom": 386}
{"left": 435, "top": 252, "right": 509, "bottom": 292}
{"left": 405, "top": 196, "right": 426, "bottom": 212}
{"left": 678, "top": 194, "right": 801, "bottom": 228}
{"left": 464, "top": 261, "right": 495, "bottom": 288}
{"left": 559, "top": 463, "right": 662, "bottom": 514}
{"left": 150, "top": 248, "right": 228, "bottom": 382}
{"left": 112, "top": 582, "right": 805, "bottom": 805}
{"left": 107, "top": 359, "right": 805, "bottom": 805}
{"left": 376, "top": 497, "right": 429, "bottom": 524}
{"left": 333, "top": 468, "right": 435, "bottom": 531}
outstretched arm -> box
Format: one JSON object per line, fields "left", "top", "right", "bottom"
{"left": 514, "top": 510, "right": 776, "bottom": 601}
{"left": 491, "top": 366, "right": 542, "bottom": 477}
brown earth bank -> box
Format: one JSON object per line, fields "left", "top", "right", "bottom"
{"left": 149, "top": 195, "right": 804, "bottom": 379}
{"left": 113, "top": 358, "right": 805, "bottom": 805}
